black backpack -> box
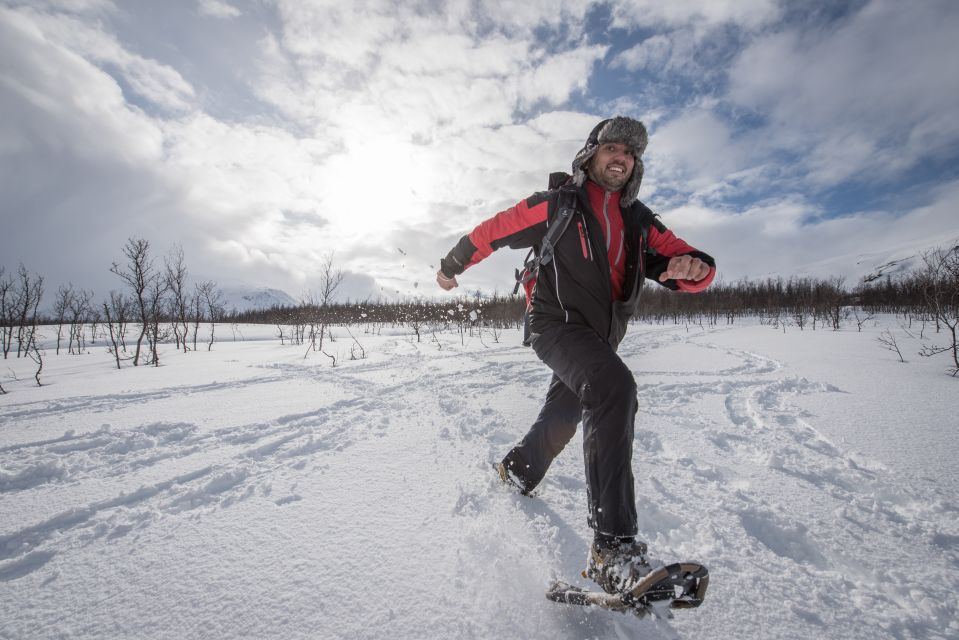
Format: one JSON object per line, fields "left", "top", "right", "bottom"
{"left": 513, "top": 174, "right": 578, "bottom": 345}
{"left": 514, "top": 174, "right": 577, "bottom": 302}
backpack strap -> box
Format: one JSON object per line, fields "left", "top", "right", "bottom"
{"left": 513, "top": 188, "right": 578, "bottom": 294}
{"left": 539, "top": 189, "right": 577, "bottom": 267}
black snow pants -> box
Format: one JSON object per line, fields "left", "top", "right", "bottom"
{"left": 501, "top": 323, "right": 638, "bottom": 537}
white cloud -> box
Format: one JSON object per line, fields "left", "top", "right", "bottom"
{"left": 0, "top": 8, "right": 165, "bottom": 165}
{"left": 660, "top": 177, "right": 959, "bottom": 285}
{"left": 198, "top": 0, "right": 240, "bottom": 19}
{"left": 728, "top": 0, "right": 959, "bottom": 187}
{"left": 231, "top": 1, "right": 616, "bottom": 294}
{"left": 271, "top": 0, "right": 405, "bottom": 69}
{"left": 472, "top": 0, "right": 593, "bottom": 34}
{"left": 6, "top": 0, "right": 115, "bottom": 14}
{"left": 610, "top": 0, "right": 780, "bottom": 31}
{"left": 647, "top": 109, "right": 749, "bottom": 193}
{"left": 257, "top": 3, "right": 606, "bottom": 131}
{"left": 10, "top": 6, "right": 196, "bottom": 113}
{"left": 380, "top": 32, "right": 525, "bottom": 76}
{"left": 518, "top": 44, "right": 608, "bottom": 109}
{"left": 3, "top": 0, "right": 956, "bottom": 304}
{"left": 0, "top": 6, "right": 302, "bottom": 295}
{"left": 608, "top": 0, "right": 779, "bottom": 89}
{"left": 612, "top": 34, "right": 673, "bottom": 72}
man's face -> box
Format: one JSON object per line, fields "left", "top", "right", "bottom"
{"left": 587, "top": 142, "right": 635, "bottom": 192}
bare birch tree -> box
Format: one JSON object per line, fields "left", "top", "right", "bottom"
{"left": 13, "top": 266, "right": 40, "bottom": 358}
{"left": 52, "top": 284, "right": 74, "bottom": 355}
{"left": 918, "top": 246, "right": 959, "bottom": 375}
{"left": 317, "top": 253, "right": 343, "bottom": 353}
{"left": 196, "top": 280, "right": 223, "bottom": 351}
{"left": 1, "top": 267, "right": 15, "bottom": 359}
{"left": 191, "top": 283, "right": 204, "bottom": 352}
{"left": 144, "top": 275, "right": 170, "bottom": 366}
{"left": 8, "top": 265, "right": 45, "bottom": 383}
{"left": 67, "top": 288, "right": 94, "bottom": 355}
{"left": 165, "top": 245, "right": 190, "bottom": 352}
{"left": 102, "top": 291, "right": 132, "bottom": 369}
{"left": 110, "top": 238, "right": 155, "bottom": 366}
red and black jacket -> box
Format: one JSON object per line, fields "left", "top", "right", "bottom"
{"left": 440, "top": 177, "right": 716, "bottom": 346}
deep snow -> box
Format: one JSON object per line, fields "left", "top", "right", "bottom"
{"left": 1, "top": 319, "right": 957, "bottom": 639}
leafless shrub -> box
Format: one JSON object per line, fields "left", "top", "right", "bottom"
{"left": 52, "top": 284, "right": 73, "bottom": 355}
{"left": 852, "top": 308, "right": 874, "bottom": 332}
{"left": 110, "top": 238, "right": 157, "bottom": 366}
{"left": 165, "top": 245, "right": 190, "bottom": 353}
{"left": 67, "top": 288, "right": 94, "bottom": 355}
{"left": 197, "top": 281, "right": 224, "bottom": 352}
{"left": 915, "top": 246, "right": 959, "bottom": 375}
{"left": 344, "top": 325, "right": 365, "bottom": 360}
{"left": 876, "top": 329, "right": 906, "bottom": 363}
{"left": 13, "top": 266, "right": 43, "bottom": 360}
{"left": 102, "top": 291, "right": 134, "bottom": 370}
{"left": 0, "top": 267, "right": 13, "bottom": 359}
{"left": 26, "top": 330, "right": 44, "bottom": 386}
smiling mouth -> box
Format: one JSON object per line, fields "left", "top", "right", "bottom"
{"left": 607, "top": 164, "right": 627, "bottom": 175}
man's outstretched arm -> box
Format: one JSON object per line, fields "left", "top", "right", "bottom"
{"left": 645, "top": 221, "right": 716, "bottom": 293}
{"left": 436, "top": 194, "right": 550, "bottom": 291}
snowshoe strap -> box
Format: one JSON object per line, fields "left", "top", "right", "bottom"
{"left": 623, "top": 562, "right": 709, "bottom": 609}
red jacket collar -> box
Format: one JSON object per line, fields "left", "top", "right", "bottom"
{"left": 585, "top": 179, "right": 622, "bottom": 204}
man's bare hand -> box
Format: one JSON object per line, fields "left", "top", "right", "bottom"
{"left": 436, "top": 270, "right": 459, "bottom": 291}
{"left": 659, "top": 255, "right": 710, "bottom": 282}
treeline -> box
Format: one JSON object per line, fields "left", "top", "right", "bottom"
{"left": 227, "top": 245, "right": 957, "bottom": 373}
{"left": 634, "top": 276, "right": 850, "bottom": 328}
{"left": 1, "top": 237, "right": 223, "bottom": 391}
{"left": 228, "top": 252, "right": 955, "bottom": 332}
{"left": 3, "top": 244, "right": 957, "bottom": 390}
{"left": 229, "top": 293, "right": 524, "bottom": 334}
{"left": 100, "top": 238, "right": 223, "bottom": 369}
{"left": 0, "top": 264, "right": 45, "bottom": 387}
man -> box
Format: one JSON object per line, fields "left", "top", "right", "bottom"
{"left": 436, "top": 116, "right": 715, "bottom": 597}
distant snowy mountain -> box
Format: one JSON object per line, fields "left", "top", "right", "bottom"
{"left": 218, "top": 285, "right": 297, "bottom": 313}
{"left": 764, "top": 231, "right": 959, "bottom": 286}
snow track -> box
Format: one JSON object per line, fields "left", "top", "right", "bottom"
{"left": 1, "top": 324, "right": 957, "bottom": 639}
{"left": 621, "top": 330, "right": 958, "bottom": 639}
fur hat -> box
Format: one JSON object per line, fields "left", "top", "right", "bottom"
{"left": 571, "top": 116, "right": 648, "bottom": 206}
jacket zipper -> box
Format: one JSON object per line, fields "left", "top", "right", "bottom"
{"left": 602, "top": 191, "right": 625, "bottom": 267}
{"left": 577, "top": 222, "right": 590, "bottom": 260}
{"left": 552, "top": 258, "right": 568, "bottom": 323}
{"left": 602, "top": 192, "right": 611, "bottom": 252}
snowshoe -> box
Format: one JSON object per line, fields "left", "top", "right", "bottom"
{"left": 495, "top": 461, "right": 533, "bottom": 496}
{"left": 547, "top": 560, "right": 709, "bottom": 618}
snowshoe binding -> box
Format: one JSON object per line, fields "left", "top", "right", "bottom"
{"left": 547, "top": 541, "right": 708, "bottom": 618}
{"left": 495, "top": 461, "right": 533, "bottom": 496}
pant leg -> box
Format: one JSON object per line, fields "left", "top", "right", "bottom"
{"left": 501, "top": 373, "right": 581, "bottom": 493}
{"left": 530, "top": 324, "right": 639, "bottom": 537}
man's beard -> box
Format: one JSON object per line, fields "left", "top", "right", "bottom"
{"left": 588, "top": 162, "right": 630, "bottom": 192}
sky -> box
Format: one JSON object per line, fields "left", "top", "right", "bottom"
{"left": 2, "top": 0, "right": 958, "bottom": 303}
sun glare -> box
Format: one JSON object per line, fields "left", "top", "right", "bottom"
{"left": 318, "top": 136, "right": 438, "bottom": 244}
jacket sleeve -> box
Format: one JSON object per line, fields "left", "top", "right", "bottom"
{"left": 645, "top": 218, "right": 716, "bottom": 293}
{"left": 439, "top": 193, "right": 550, "bottom": 278}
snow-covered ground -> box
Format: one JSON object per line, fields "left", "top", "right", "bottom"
{"left": 1, "top": 319, "right": 957, "bottom": 640}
